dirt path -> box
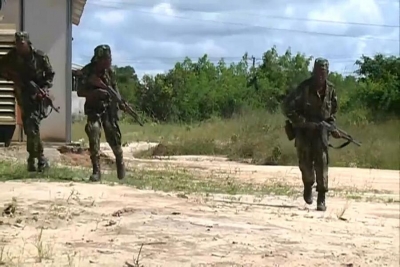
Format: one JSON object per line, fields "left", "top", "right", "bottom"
{"left": 1, "top": 142, "right": 398, "bottom": 196}
{"left": 120, "top": 155, "right": 400, "bottom": 195}
{"left": 0, "top": 143, "right": 399, "bottom": 266}
{"left": 0, "top": 182, "right": 398, "bottom": 267}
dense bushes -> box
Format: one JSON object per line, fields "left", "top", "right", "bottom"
{"left": 115, "top": 46, "right": 399, "bottom": 124}
{"left": 72, "top": 48, "right": 400, "bottom": 169}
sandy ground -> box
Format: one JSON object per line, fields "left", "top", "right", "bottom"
{"left": 0, "top": 142, "right": 399, "bottom": 266}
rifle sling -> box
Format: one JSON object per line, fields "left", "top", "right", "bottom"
{"left": 328, "top": 139, "right": 351, "bottom": 149}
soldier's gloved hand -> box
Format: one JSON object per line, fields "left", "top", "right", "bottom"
{"left": 35, "top": 87, "right": 49, "bottom": 100}
{"left": 119, "top": 103, "right": 127, "bottom": 111}
{"left": 331, "top": 130, "right": 341, "bottom": 139}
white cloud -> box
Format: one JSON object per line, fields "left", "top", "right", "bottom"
{"left": 354, "top": 41, "right": 368, "bottom": 56}
{"left": 198, "top": 12, "right": 222, "bottom": 21}
{"left": 93, "top": 10, "right": 127, "bottom": 25}
{"left": 284, "top": 6, "right": 294, "bottom": 17}
{"left": 306, "top": 0, "right": 383, "bottom": 35}
{"left": 151, "top": 3, "right": 176, "bottom": 23}
{"left": 193, "top": 39, "right": 226, "bottom": 55}
{"left": 152, "top": 3, "right": 175, "bottom": 16}
{"left": 306, "top": 10, "right": 349, "bottom": 34}
{"left": 136, "top": 68, "right": 166, "bottom": 78}
{"left": 73, "top": 0, "right": 399, "bottom": 76}
{"left": 135, "top": 38, "right": 227, "bottom": 58}
{"left": 75, "top": 29, "right": 103, "bottom": 42}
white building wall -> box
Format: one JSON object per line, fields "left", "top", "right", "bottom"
{"left": 0, "top": 0, "right": 23, "bottom": 143}
{"left": 0, "top": 0, "right": 21, "bottom": 27}
{"left": 71, "top": 91, "right": 84, "bottom": 117}
{"left": 23, "top": 0, "right": 72, "bottom": 142}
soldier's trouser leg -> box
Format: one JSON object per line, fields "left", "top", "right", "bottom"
{"left": 103, "top": 116, "right": 125, "bottom": 180}
{"left": 296, "top": 143, "right": 315, "bottom": 204}
{"left": 22, "top": 112, "right": 46, "bottom": 171}
{"left": 85, "top": 115, "right": 102, "bottom": 181}
{"left": 313, "top": 147, "right": 328, "bottom": 193}
{"left": 314, "top": 145, "right": 328, "bottom": 211}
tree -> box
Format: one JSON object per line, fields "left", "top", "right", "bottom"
{"left": 113, "top": 48, "right": 399, "bottom": 122}
{"left": 353, "top": 54, "right": 400, "bottom": 115}
{"left": 113, "top": 65, "right": 140, "bottom": 105}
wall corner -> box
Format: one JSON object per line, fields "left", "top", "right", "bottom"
{"left": 65, "top": 0, "right": 73, "bottom": 143}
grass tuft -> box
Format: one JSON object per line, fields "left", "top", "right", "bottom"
{"left": 0, "top": 160, "right": 297, "bottom": 197}
{"left": 72, "top": 111, "right": 400, "bottom": 169}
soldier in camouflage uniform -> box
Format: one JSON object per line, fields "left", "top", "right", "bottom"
{"left": 282, "top": 58, "right": 341, "bottom": 211}
{"left": 77, "top": 45, "right": 126, "bottom": 182}
{"left": 0, "top": 31, "right": 54, "bottom": 172}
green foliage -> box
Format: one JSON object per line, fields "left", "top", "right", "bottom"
{"left": 352, "top": 54, "right": 400, "bottom": 115}
{"left": 113, "top": 47, "right": 399, "bottom": 122}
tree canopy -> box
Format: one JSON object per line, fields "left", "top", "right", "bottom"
{"left": 114, "top": 46, "right": 400, "bottom": 123}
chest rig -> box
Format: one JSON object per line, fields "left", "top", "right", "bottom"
{"left": 301, "top": 82, "right": 333, "bottom": 122}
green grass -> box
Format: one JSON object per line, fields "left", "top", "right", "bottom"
{"left": 0, "top": 160, "right": 396, "bottom": 203}
{"left": 0, "top": 160, "right": 297, "bottom": 196}
{"left": 72, "top": 111, "right": 400, "bottom": 170}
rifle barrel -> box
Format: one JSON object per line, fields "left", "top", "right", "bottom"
{"left": 107, "top": 86, "right": 144, "bottom": 126}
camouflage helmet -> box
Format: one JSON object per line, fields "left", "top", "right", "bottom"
{"left": 313, "top": 58, "right": 329, "bottom": 72}
{"left": 91, "top": 44, "right": 111, "bottom": 62}
{"left": 14, "top": 31, "right": 30, "bottom": 43}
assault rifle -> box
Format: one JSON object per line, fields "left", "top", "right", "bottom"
{"left": 29, "top": 81, "right": 60, "bottom": 114}
{"left": 1, "top": 70, "right": 60, "bottom": 115}
{"left": 319, "top": 121, "right": 361, "bottom": 148}
{"left": 288, "top": 120, "right": 361, "bottom": 149}
{"left": 106, "top": 86, "right": 144, "bottom": 126}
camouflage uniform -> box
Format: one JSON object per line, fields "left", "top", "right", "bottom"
{"left": 77, "top": 45, "right": 125, "bottom": 182}
{"left": 282, "top": 58, "right": 338, "bottom": 211}
{"left": 0, "top": 31, "right": 54, "bottom": 171}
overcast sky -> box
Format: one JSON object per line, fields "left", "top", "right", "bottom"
{"left": 72, "top": 0, "right": 399, "bottom": 77}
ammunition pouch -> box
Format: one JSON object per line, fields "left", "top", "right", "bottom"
{"left": 284, "top": 120, "right": 296, "bottom": 141}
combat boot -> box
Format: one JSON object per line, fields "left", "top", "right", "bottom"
{"left": 89, "top": 161, "right": 101, "bottom": 182}
{"left": 316, "top": 192, "right": 327, "bottom": 211}
{"left": 37, "top": 156, "right": 49, "bottom": 172}
{"left": 116, "top": 156, "right": 126, "bottom": 180}
{"left": 27, "top": 157, "right": 36, "bottom": 172}
{"left": 303, "top": 184, "right": 313, "bottom": 205}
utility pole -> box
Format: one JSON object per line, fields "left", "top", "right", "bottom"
{"left": 247, "top": 56, "right": 258, "bottom": 91}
